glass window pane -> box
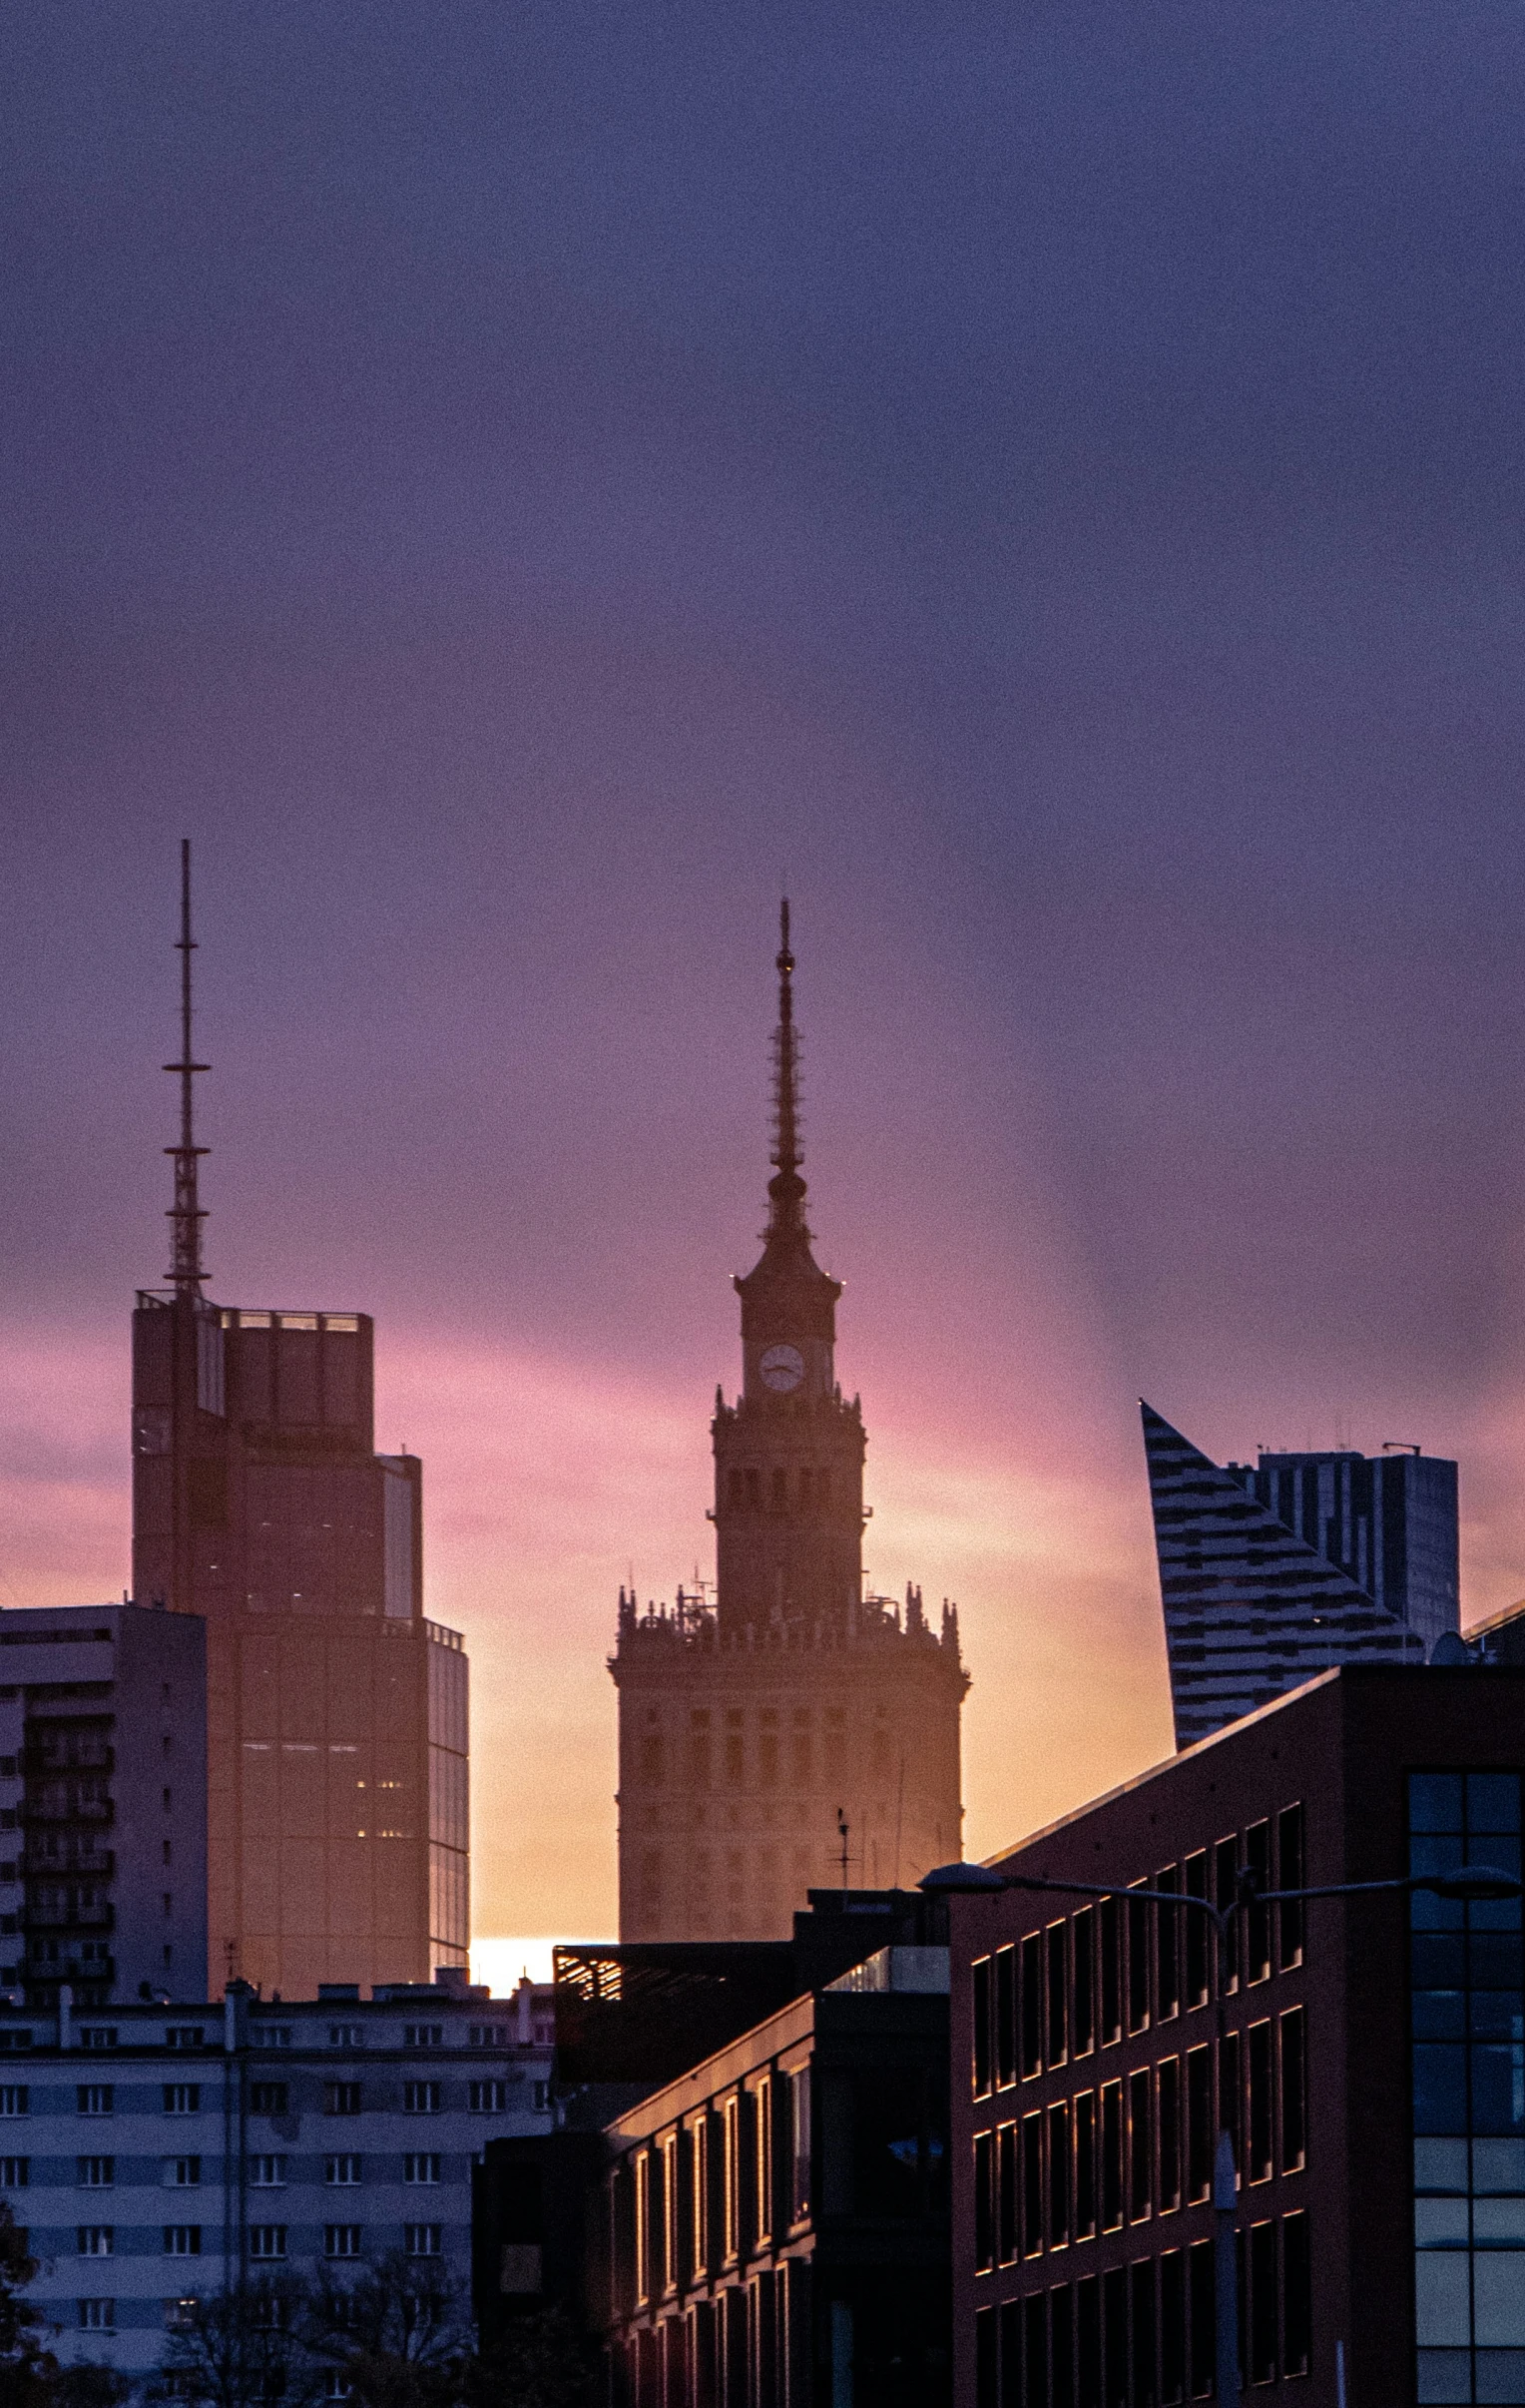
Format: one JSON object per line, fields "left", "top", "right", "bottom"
{"left": 1472, "top": 2048, "right": 1525, "bottom": 2138}
{"left": 1475, "top": 2202, "right": 1525, "bottom": 2247}
{"left": 1473, "top": 1997, "right": 1525, "bottom": 2041}
{"left": 1416, "top": 2349, "right": 1474, "bottom": 2403}
{"left": 1416, "top": 2139, "right": 1470, "bottom": 2194}
{"left": 1476, "top": 2145, "right": 1525, "bottom": 2195}
{"left": 1415, "top": 2251, "right": 1472, "bottom": 2345}
{"left": 1411, "top": 1776, "right": 1465, "bottom": 1834}
{"left": 1475, "top": 2255, "right": 1525, "bottom": 2347}
{"left": 1415, "top": 1994, "right": 1468, "bottom": 2040}
{"left": 1413, "top": 1836, "right": 1468, "bottom": 1880}
{"left": 1414, "top": 2047, "right": 1469, "bottom": 2135}
{"left": 1469, "top": 1778, "right": 1521, "bottom": 1835}
{"left": 1475, "top": 2348, "right": 1525, "bottom": 2403}
{"left": 1416, "top": 2199, "right": 1471, "bottom": 2247}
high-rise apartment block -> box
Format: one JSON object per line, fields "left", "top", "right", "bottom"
{"left": 0, "top": 1604, "right": 207, "bottom": 2012}
{"left": 127, "top": 848, "right": 467, "bottom": 1999}
{"left": 1142, "top": 1405, "right": 1454, "bottom": 1748}
{"left": 612, "top": 907, "right": 967, "bottom": 1941}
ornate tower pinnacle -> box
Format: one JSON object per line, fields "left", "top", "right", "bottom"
{"left": 767, "top": 897, "right": 805, "bottom": 1239}
{"left": 164, "top": 837, "right": 210, "bottom": 1297}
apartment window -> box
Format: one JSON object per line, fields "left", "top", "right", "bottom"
{"left": 164, "top": 2299, "right": 199, "bottom": 2332}
{"left": 973, "top": 2131, "right": 994, "bottom": 2273}
{"left": 1100, "top": 2081, "right": 1123, "bottom": 2231}
{"left": 1246, "top": 1822, "right": 1272, "bottom": 1985}
{"left": 975, "top": 2305, "right": 996, "bottom": 2408}
{"left": 469, "top": 2081, "right": 510, "bottom": 2112}
{"left": 1186, "top": 2046, "right": 1213, "bottom": 2204}
{"left": 325, "top": 2156, "right": 361, "bottom": 2185}
{"left": 78, "top": 2086, "right": 113, "bottom": 2116}
{"left": 78, "top": 2156, "right": 114, "bottom": 2187}
{"left": 1161, "top": 2248, "right": 1187, "bottom": 2406}
{"left": 249, "top": 2157, "right": 285, "bottom": 2187}
{"left": 1127, "top": 1885, "right": 1151, "bottom": 2035}
{"left": 401, "top": 2082, "right": 439, "bottom": 2115}
{"left": 635, "top": 2149, "right": 652, "bottom": 2302}
{"left": 1049, "top": 2102, "right": 1071, "bottom": 2248}
{"left": 789, "top": 2070, "right": 809, "bottom": 2222}
{"left": 1189, "top": 2238, "right": 1215, "bottom": 2399}
{"left": 1052, "top": 2282, "right": 1074, "bottom": 2404}
{"left": 972, "top": 1958, "right": 992, "bottom": 2099}
{"left": 405, "top": 2224, "right": 442, "bottom": 2257}
{"left": 326, "top": 2083, "right": 364, "bottom": 2116}
{"left": 1247, "top": 2022, "right": 1273, "bottom": 2183}
{"left": 1020, "top": 1935, "right": 1043, "bottom": 2078}
{"left": 1132, "top": 2256, "right": 1157, "bottom": 2405}
{"left": 1073, "top": 1907, "right": 1096, "bottom": 2057}
{"left": 1248, "top": 2219, "right": 1277, "bottom": 2384}
{"left": 1159, "top": 2058, "right": 1182, "bottom": 2213}
{"left": 1277, "top": 1805, "right": 1305, "bottom": 1970}
{"left": 693, "top": 2116, "right": 711, "bottom": 2277}
{"left": 79, "top": 2027, "right": 117, "bottom": 2051}
{"left": 164, "top": 2226, "right": 202, "bottom": 2255}
{"left": 754, "top": 2077, "right": 773, "bottom": 2245}
{"left": 250, "top": 2084, "right": 287, "bottom": 2115}
{"left": 165, "top": 2157, "right": 201, "bottom": 2186}
{"left": 1279, "top": 2008, "right": 1306, "bottom": 2172}
{"left": 77, "top": 2226, "right": 113, "bottom": 2255}
{"left": 468, "top": 2025, "right": 510, "bottom": 2047}
{"left": 1026, "top": 2291, "right": 1048, "bottom": 2403}
{"left": 1047, "top": 1924, "right": 1069, "bottom": 2068}
{"left": 324, "top": 2226, "right": 362, "bottom": 2258}
{"left": 1021, "top": 2113, "right": 1043, "bottom": 2257}
{"left": 329, "top": 2025, "right": 363, "bottom": 2048}
{"left": 995, "top": 1946, "right": 1016, "bottom": 2090}
{"left": 1078, "top": 2276, "right": 1101, "bottom": 2406}
{"left": 0, "top": 2088, "right": 26, "bottom": 2115}
{"left": 403, "top": 2153, "right": 440, "bottom": 2184}
{"left": 1184, "top": 1853, "right": 1210, "bottom": 2008}
{"left": 997, "top": 2123, "right": 1017, "bottom": 2265}
{"left": 248, "top": 2227, "right": 287, "bottom": 2260}
{"left": 1103, "top": 2267, "right": 1128, "bottom": 2407}
{"left": 78, "top": 2301, "right": 114, "bottom": 2331}
{"left": 1128, "top": 2066, "right": 1153, "bottom": 2221}
{"left": 1074, "top": 2093, "right": 1097, "bottom": 2239}
{"left": 1221, "top": 2030, "right": 1242, "bottom": 2176}
{"left": 1156, "top": 1868, "right": 1181, "bottom": 2020}
{"left": 1282, "top": 2211, "right": 1311, "bottom": 2377}
{"left": 0, "top": 2157, "right": 26, "bottom": 2187}
{"left": 251, "top": 2026, "right": 291, "bottom": 2048}
{"left": 1100, "top": 1899, "right": 1122, "bottom": 2045}
{"left": 164, "top": 2085, "right": 200, "bottom": 2115}
{"left": 723, "top": 2097, "right": 741, "bottom": 2263}
{"left": 1214, "top": 1839, "right": 1241, "bottom": 1991}
{"left": 165, "top": 2027, "right": 205, "bottom": 2049}
{"left": 403, "top": 2024, "right": 443, "bottom": 2049}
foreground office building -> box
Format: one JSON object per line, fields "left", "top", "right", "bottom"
{"left": 0, "top": 1603, "right": 207, "bottom": 2010}
{"left": 611, "top": 908, "right": 967, "bottom": 1940}
{"left": 951, "top": 1664, "right": 1525, "bottom": 2408}
{"left": 0, "top": 1976, "right": 552, "bottom": 2385}
{"left": 1142, "top": 1405, "right": 1455, "bottom": 1746}
{"left": 601, "top": 1944, "right": 952, "bottom": 2406}
{"left": 130, "top": 849, "right": 468, "bottom": 1996}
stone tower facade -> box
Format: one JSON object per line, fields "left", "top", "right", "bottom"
{"left": 611, "top": 905, "right": 968, "bottom": 1941}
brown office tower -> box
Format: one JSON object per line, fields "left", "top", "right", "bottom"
{"left": 611, "top": 905, "right": 968, "bottom": 1941}
{"left": 130, "top": 846, "right": 469, "bottom": 1997}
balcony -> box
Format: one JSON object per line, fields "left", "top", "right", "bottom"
{"left": 22, "top": 1797, "right": 114, "bottom": 1825}
{"left": 24, "top": 1900, "right": 114, "bottom": 1933}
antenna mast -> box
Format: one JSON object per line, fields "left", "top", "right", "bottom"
{"left": 165, "top": 839, "right": 210, "bottom": 1296}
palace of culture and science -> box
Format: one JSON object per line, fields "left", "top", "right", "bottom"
{"left": 610, "top": 906, "right": 968, "bottom": 1941}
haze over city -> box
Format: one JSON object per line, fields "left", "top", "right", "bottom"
{"left": 8, "top": 3, "right": 1525, "bottom": 1949}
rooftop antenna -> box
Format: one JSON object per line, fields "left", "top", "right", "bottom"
{"left": 836, "top": 1805, "right": 851, "bottom": 1898}
{"left": 766, "top": 897, "right": 807, "bottom": 1240}
{"left": 165, "top": 839, "right": 210, "bottom": 1297}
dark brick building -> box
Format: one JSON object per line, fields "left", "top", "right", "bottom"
{"left": 949, "top": 1666, "right": 1525, "bottom": 2408}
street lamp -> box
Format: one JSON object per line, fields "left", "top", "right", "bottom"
{"left": 923, "top": 1855, "right": 1522, "bottom": 2408}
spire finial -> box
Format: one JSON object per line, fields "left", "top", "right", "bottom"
{"left": 164, "top": 838, "right": 210, "bottom": 1296}
{"left": 767, "top": 896, "right": 806, "bottom": 1236}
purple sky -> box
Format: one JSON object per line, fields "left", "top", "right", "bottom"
{"left": 6, "top": 4, "right": 1525, "bottom": 1934}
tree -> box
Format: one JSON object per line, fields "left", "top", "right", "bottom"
{"left": 461, "top": 2309, "right": 598, "bottom": 2408}
{"left": 0, "top": 2201, "right": 67, "bottom": 2408}
{"left": 153, "top": 2272, "right": 315, "bottom": 2408}
{"left": 298, "top": 2253, "right": 470, "bottom": 2408}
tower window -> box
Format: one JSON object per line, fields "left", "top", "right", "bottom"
{"left": 746, "top": 1471, "right": 762, "bottom": 1508}
{"left": 798, "top": 1468, "right": 811, "bottom": 1505}
{"left": 771, "top": 1469, "right": 787, "bottom": 1508}
{"left": 729, "top": 1471, "right": 746, "bottom": 1507}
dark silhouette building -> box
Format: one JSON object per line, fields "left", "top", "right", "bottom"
{"left": 611, "top": 906, "right": 967, "bottom": 1941}
{"left": 129, "top": 847, "right": 468, "bottom": 1997}
{"left": 1142, "top": 1404, "right": 1450, "bottom": 1747}
{"left": 950, "top": 1664, "right": 1525, "bottom": 2408}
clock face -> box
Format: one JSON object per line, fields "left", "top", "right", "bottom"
{"left": 759, "top": 1343, "right": 805, "bottom": 1393}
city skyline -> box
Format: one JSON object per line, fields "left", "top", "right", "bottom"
{"left": 9, "top": 6, "right": 1525, "bottom": 1942}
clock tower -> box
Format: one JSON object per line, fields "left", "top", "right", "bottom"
{"left": 610, "top": 905, "right": 969, "bottom": 1941}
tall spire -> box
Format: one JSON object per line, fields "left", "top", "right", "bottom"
{"left": 164, "top": 838, "right": 210, "bottom": 1297}
{"left": 767, "top": 897, "right": 807, "bottom": 1239}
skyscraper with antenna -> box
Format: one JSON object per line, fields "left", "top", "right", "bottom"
{"left": 610, "top": 903, "right": 968, "bottom": 1940}
{"left": 131, "top": 846, "right": 468, "bottom": 1998}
